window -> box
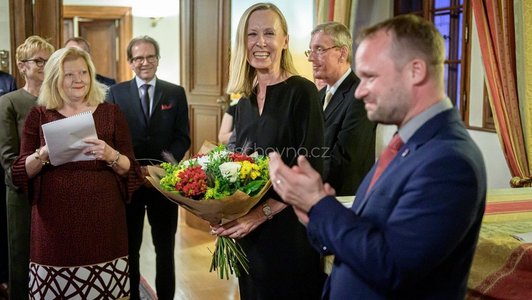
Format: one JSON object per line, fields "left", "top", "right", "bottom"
{"left": 395, "top": 0, "right": 488, "bottom": 128}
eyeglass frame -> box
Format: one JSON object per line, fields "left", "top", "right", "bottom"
{"left": 304, "top": 46, "right": 340, "bottom": 58}
{"left": 21, "top": 58, "right": 48, "bottom": 67}
{"left": 130, "top": 55, "right": 159, "bottom": 64}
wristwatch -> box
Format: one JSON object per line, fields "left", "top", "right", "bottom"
{"left": 262, "top": 203, "right": 273, "bottom": 220}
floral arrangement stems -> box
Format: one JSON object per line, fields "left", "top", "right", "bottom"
{"left": 210, "top": 236, "right": 249, "bottom": 279}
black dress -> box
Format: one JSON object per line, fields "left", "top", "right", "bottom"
{"left": 233, "top": 76, "right": 326, "bottom": 299}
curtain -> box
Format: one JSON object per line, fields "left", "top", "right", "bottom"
{"left": 472, "top": 0, "right": 531, "bottom": 187}
{"left": 315, "top": 0, "right": 353, "bottom": 26}
{"left": 514, "top": 1, "right": 532, "bottom": 184}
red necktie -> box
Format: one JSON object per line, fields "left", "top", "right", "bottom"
{"left": 367, "top": 134, "right": 404, "bottom": 192}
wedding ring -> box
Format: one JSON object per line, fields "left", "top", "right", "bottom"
{"left": 275, "top": 179, "right": 281, "bottom": 185}
{"left": 91, "top": 151, "right": 96, "bottom": 155}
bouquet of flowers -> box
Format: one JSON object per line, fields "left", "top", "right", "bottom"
{"left": 146, "top": 142, "right": 271, "bottom": 279}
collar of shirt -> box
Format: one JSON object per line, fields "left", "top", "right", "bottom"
{"left": 325, "top": 68, "right": 351, "bottom": 96}
{"left": 135, "top": 76, "right": 156, "bottom": 97}
{"left": 135, "top": 76, "right": 157, "bottom": 92}
{"left": 398, "top": 97, "right": 453, "bottom": 143}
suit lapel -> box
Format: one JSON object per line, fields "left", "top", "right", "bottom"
{"left": 151, "top": 79, "right": 164, "bottom": 119}
{"left": 353, "top": 109, "right": 456, "bottom": 215}
{"left": 323, "top": 71, "right": 357, "bottom": 119}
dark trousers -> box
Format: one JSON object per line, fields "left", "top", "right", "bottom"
{"left": 127, "top": 186, "right": 178, "bottom": 300}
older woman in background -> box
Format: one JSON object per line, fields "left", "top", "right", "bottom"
{"left": 213, "top": 3, "right": 326, "bottom": 299}
{"left": 11, "top": 47, "right": 144, "bottom": 299}
{"left": 0, "top": 36, "right": 54, "bottom": 300}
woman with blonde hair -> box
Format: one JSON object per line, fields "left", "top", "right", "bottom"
{"left": 11, "top": 47, "right": 144, "bottom": 299}
{"left": 213, "top": 3, "right": 326, "bottom": 299}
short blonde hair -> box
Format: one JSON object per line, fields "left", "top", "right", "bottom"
{"left": 38, "top": 47, "right": 106, "bottom": 109}
{"left": 16, "top": 35, "right": 55, "bottom": 63}
{"left": 226, "top": 2, "right": 297, "bottom": 96}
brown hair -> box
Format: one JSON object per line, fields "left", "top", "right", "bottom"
{"left": 126, "top": 35, "right": 160, "bottom": 62}
{"left": 64, "top": 36, "right": 91, "bottom": 53}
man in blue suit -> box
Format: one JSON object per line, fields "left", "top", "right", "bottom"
{"left": 107, "top": 36, "right": 190, "bottom": 300}
{"left": 307, "top": 22, "right": 376, "bottom": 196}
{"left": 269, "top": 15, "right": 486, "bottom": 299}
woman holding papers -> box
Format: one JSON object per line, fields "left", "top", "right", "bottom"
{"left": 11, "top": 47, "right": 144, "bottom": 299}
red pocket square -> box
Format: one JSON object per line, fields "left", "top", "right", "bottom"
{"left": 161, "top": 104, "right": 173, "bottom": 110}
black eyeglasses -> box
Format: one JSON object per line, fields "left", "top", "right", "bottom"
{"left": 22, "top": 58, "right": 47, "bottom": 67}
{"left": 131, "top": 55, "right": 158, "bottom": 64}
{"left": 304, "top": 46, "right": 339, "bottom": 58}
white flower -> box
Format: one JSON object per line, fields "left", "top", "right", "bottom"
{"left": 219, "top": 162, "right": 241, "bottom": 183}
{"left": 196, "top": 156, "right": 211, "bottom": 169}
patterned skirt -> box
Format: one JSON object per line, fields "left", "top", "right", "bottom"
{"left": 29, "top": 256, "right": 129, "bottom": 300}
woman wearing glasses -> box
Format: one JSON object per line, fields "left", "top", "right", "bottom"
{"left": 212, "top": 3, "right": 326, "bottom": 299}
{"left": 0, "top": 35, "right": 54, "bottom": 300}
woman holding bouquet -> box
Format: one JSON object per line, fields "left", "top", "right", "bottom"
{"left": 11, "top": 47, "right": 144, "bottom": 299}
{"left": 213, "top": 3, "right": 326, "bottom": 299}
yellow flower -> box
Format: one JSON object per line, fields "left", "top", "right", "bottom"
{"left": 250, "top": 164, "right": 260, "bottom": 179}
{"left": 239, "top": 161, "right": 249, "bottom": 179}
{"left": 240, "top": 161, "right": 261, "bottom": 180}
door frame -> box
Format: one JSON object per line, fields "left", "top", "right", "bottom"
{"left": 63, "top": 5, "right": 132, "bottom": 82}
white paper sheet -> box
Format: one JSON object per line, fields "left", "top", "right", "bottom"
{"left": 41, "top": 111, "right": 98, "bottom": 166}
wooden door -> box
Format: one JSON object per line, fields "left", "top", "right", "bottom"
{"left": 9, "top": 0, "right": 62, "bottom": 87}
{"left": 63, "top": 6, "right": 132, "bottom": 83}
{"left": 79, "top": 20, "right": 118, "bottom": 80}
{"left": 63, "top": 18, "right": 118, "bottom": 80}
{"left": 180, "top": 0, "right": 231, "bottom": 153}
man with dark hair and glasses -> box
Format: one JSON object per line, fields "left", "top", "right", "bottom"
{"left": 307, "top": 22, "right": 376, "bottom": 196}
{"left": 107, "top": 35, "right": 190, "bottom": 300}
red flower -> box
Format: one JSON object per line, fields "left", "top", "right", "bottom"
{"left": 191, "top": 153, "right": 206, "bottom": 159}
{"left": 175, "top": 166, "right": 208, "bottom": 199}
{"left": 229, "top": 152, "right": 254, "bottom": 163}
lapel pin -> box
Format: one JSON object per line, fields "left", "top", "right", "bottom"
{"left": 401, "top": 148, "right": 410, "bottom": 157}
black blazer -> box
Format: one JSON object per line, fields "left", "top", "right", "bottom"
{"left": 321, "top": 70, "right": 376, "bottom": 195}
{"left": 106, "top": 78, "right": 190, "bottom": 164}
